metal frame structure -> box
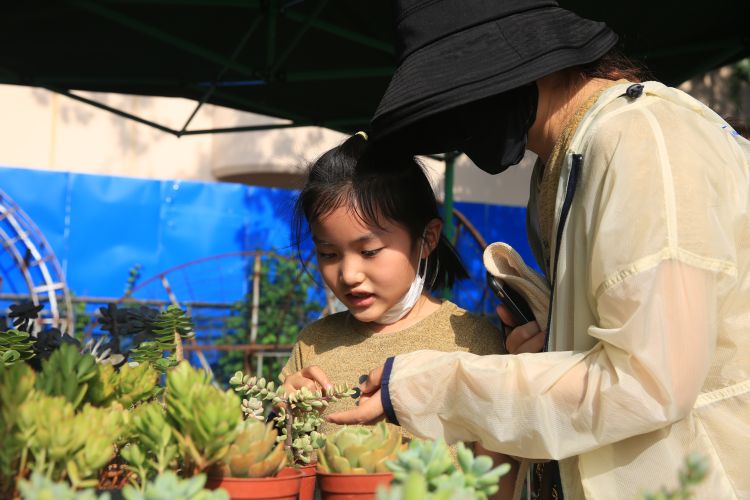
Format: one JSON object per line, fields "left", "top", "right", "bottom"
{"left": 45, "top": 0, "right": 395, "bottom": 137}
{"left": 0, "top": 189, "right": 74, "bottom": 332}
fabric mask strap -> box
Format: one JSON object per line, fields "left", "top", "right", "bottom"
{"left": 375, "top": 231, "right": 429, "bottom": 324}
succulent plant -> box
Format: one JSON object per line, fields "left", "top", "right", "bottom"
{"left": 376, "top": 471, "right": 477, "bottom": 500}
{"left": 18, "top": 472, "right": 104, "bottom": 500}
{"left": 165, "top": 362, "right": 242, "bottom": 475}
{"left": 317, "top": 422, "right": 402, "bottom": 474}
{"left": 121, "top": 402, "right": 178, "bottom": 488}
{"left": 0, "top": 329, "right": 35, "bottom": 366}
{"left": 8, "top": 302, "right": 44, "bottom": 332}
{"left": 82, "top": 337, "right": 125, "bottom": 366}
{"left": 128, "top": 306, "right": 195, "bottom": 371}
{"left": 0, "top": 363, "right": 36, "bottom": 496}
{"left": 17, "top": 394, "right": 124, "bottom": 488}
{"left": 31, "top": 328, "right": 81, "bottom": 366}
{"left": 220, "top": 419, "right": 287, "bottom": 478}
{"left": 35, "top": 343, "right": 98, "bottom": 409}
{"left": 229, "top": 371, "right": 355, "bottom": 465}
{"left": 121, "top": 471, "right": 228, "bottom": 500}
{"left": 639, "top": 453, "right": 708, "bottom": 500}
{"left": 382, "top": 439, "right": 509, "bottom": 500}
{"left": 87, "top": 362, "right": 161, "bottom": 408}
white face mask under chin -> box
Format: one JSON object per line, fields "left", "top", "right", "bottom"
{"left": 375, "top": 238, "right": 428, "bottom": 325}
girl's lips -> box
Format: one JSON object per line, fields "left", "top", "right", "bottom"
{"left": 346, "top": 292, "right": 375, "bottom": 307}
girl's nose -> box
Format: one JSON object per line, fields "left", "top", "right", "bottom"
{"left": 339, "top": 256, "right": 365, "bottom": 286}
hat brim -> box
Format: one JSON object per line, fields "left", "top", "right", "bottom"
{"left": 371, "top": 6, "right": 618, "bottom": 150}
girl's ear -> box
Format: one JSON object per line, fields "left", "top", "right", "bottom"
{"left": 422, "top": 218, "right": 443, "bottom": 258}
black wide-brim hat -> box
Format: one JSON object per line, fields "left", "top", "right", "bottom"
{"left": 371, "top": 0, "right": 618, "bottom": 152}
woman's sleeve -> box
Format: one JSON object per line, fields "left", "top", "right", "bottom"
{"left": 385, "top": 259, "right": 719, "bottom": 459}
{"left": 383, "top": 103, "right": 737, "bottom": 460}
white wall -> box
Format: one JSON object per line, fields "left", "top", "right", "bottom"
{"left": 0, "top": 83, "right": 531, "bottom": 206}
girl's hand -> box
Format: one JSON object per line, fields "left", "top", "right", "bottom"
{"left": 281, "top": 365, "right": 333, "bottom": 394}
{"left": 496, "top": 305, "right": 546, "bottom": 354}
{"left": 326, "top": 366, "right": 385, "bottom": 425}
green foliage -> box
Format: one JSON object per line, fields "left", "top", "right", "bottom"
{"left": 380, "top": 439, "right": 509, "bottom": 500}
{"left": 214, "top": 256, "right": 324, "bottom": 382}
{"left": 35, "top": 343, "right": 98, "bottom": 409}
{"left": 0, "top": 363, "right": 36, "bottom": 496}
{"left": 639, "top": 453, "right": 709, "bottom": 500}
{"left": 221, "top": 419, "right": 287, "bottom": 478}
{"left": 18, "top": 472, "right": 104, "bottom": 500}
{"left": 0, "top": 328, "right": 35, "bottom": 366}
{"left": 72, "top": 298, "right": 92, "bottom": 344}
{"left": 87, "top": 362, "right": 161, "bottom": 408}
{"left": 378, "top": 472, "right": 477, "bottom": 500}
{"left": 124, "top": 264, "right": 143, "bottom": 297}
{"left": 165, "top": 362, "right": 242, "bottom": 475}
{"left": 129, "top": 306, "right": 194, "bottom": 372}
{"left": 317, "top": 422, "right": 402, "bottom": 474}
{"left": 17, "top": 394, "right": 124, "bottom": 489}
{"left": 121, "top": 401, "right": 178, "bottom": 488}
{"left": 122, "top": 471, "right": 228, "bottom": 500}
{"left": 229, "top": 372, "right": 354, "bottom": 465}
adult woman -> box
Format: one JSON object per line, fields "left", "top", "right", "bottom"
{"left": 326, "top": 1, "right": 750, "bottom": 498}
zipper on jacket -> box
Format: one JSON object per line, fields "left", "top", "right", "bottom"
{"left": 543, "top": 153, "right": 583, "bottom": 352}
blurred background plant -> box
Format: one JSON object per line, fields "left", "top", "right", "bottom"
{"left": 214, "top": 256, "right": 324, "bottom": 384}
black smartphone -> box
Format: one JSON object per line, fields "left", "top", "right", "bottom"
{"left": 487, "top": 273, "right": 534, "bottom": 325}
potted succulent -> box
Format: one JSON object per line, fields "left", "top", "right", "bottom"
{"left": 229, "top": 372, "right": 355, "bottom": 500}
{"left": 205, "top": 419, "right": 302, "bottom": 500}
{"left": 316, "top": 422, "right": 401, "bottom": 499}
{"left": 377, "top": 439, "right": 509, "bottom": 500}
{"left": 17, "top": 470, "right": 229, "bottom": 500}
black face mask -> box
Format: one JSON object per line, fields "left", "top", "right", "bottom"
{"left": 456, "top": 84, "right": 538, "bottom": 174}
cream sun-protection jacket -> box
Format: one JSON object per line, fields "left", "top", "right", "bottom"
{"left": 382, "top": 82, "right": 750, "bottom": 499}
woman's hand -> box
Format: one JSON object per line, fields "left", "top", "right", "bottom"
{"left": 326, "top": 366, "right": 385, "bottom": 425}
{"left": 497, "top": 305, "right": 546, "bottom": 354}
{"left": 281, "top": 365, "right": 332, "bottom": 394}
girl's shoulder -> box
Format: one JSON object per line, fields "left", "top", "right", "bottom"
{"left": 425, "top": 301, "right": 504, "bottom": 355}
{"left": 441, "top": 301, "right": 503, "bottom": 338}
{"left": 296, "top": 311, "right": 352, "bottom": 345}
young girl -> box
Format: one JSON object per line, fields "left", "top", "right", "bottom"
{"left": 279, "top": 132, "right": 516, "bottom": 497}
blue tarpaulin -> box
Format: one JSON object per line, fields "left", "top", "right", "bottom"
{"left": 0, "top": 165, "right": 535, "bottom": 315}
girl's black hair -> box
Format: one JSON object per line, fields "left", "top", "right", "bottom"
{"left": 292, "top": 134, "right": 468, "bottom": 290}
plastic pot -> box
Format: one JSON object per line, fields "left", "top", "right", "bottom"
{"left": 206, "top": 468, "right": 303, "bottom": 500}
{"left": 288, "top": 463, "right": 317, "bottom": 500}
{"left": 317, "top": 471, "right": 393, "bottom": 500}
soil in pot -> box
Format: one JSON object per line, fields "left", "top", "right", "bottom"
{"left": 206, "top": 467, "right": 303, "bottom": 500}
{"left": 317, "top": 471, "right": 393, "bottom": 500}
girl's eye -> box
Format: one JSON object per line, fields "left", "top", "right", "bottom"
{"left": 316, "top": 251, "right": 337, "bottom": 260}
{"left": 361, "top": 248, "right": 383, "bottom": 258}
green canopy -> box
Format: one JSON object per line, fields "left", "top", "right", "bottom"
{"left": 1, "top": 1, "right": 748, "bottom": 136}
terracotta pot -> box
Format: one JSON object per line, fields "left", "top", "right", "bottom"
{"left": 206, "top": 468, "right": 303, "bottom": 500}
{"left": 289, "top": 463, "right": 317, "bottom": 500}
{"left": 317, "top": 472, "right": 393, "bottom": 500}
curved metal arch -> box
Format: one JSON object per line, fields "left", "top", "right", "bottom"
{"left": 0, "top": 189, "right": 74, "bottom": 333}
